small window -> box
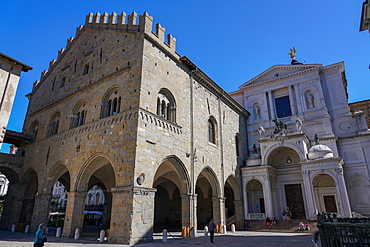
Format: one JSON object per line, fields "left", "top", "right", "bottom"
{"left": 60, "top": 77, "right": 66, "bottom": 88}
{"left": 235, "top": 135, "right": 240, "bottom": 157}
{"left": 275, "top": 96, "right": 291, "bottom": 118}
{"left": 208, "top": 119, "right": 216, "bottom": 144}
{"left": 83, "top": 64, "right": 89, "bottom": 75}
{"left": 52, "top": 77, "right": 56, "bottom": 91}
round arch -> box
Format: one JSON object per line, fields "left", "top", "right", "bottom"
{"left": 346, "top": 174, "right": 370, "bottom": 215}
{"left": 264, "top": 144, "right": 304, "bottom": 166}
{"left": 312, "top": 173, "right": 338, "bottom": 214}
{"left": 246, "top": 179, "right": 264, "bottom": 215}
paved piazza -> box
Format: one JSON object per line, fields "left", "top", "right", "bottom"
{"left": 0, "top": 230, "right": 319, "bottom": 247}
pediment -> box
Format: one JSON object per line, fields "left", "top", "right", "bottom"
{"left": 239, "top": 64, "right": 322, "bottom": 88}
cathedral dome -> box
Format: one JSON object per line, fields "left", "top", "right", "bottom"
{"left": 308, "top": 144, "right": 334, "bottom": 160}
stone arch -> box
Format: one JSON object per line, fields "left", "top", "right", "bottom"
{"left": 195, "top": 166, "right": 222, "bottom": 229}
{"left": 224, "top": 175, "right": 243, "bottom": 229}
{"left": 0, "top": 165, "right": 22, "bottom": 230}
{"left": 0, "top": 166, "right": 20, "bottom": 184}
{"left": 225, "top": 175, "right": 241, "bottom": 201}
{"left": 196, "top": 166, "right": 221, "bottom": 198}
{"left": 64, "top": 153, "right": 116, "bottom": 238}
{"left": 346, "top": 174, "right": 370, "bottom": 215}
{"left": 312, "top": 174, "right": 338, "bottom": 214}
{"left": 152, "top": 155, "right": 189, "bottom": 232}
{"left": 264, "top": 144, "right": 304, "bottom": 166}
{"left": 245, "top": 178, "right": 264, "bottom": 216}
{"left": 43, "top": 161, "right": 70, "bottom": 194}
{"left": 153, "top": 155, "right": 190, "bottom": 194}
{"left": 18, "top": 168, "right": 38, "bottom": 228}
{"left": 75, "top": 153, "right": 116, "bottom": 192}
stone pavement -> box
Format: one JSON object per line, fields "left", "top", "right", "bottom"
{"left": 0, "top": 230, "right": 320, "bottom": 247}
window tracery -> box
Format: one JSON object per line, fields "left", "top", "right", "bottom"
{"left": 101, "top": 88, "right": 122, "bottom": 118}
{"left": 156, "top": 88, "right": 176, "bottom": 122}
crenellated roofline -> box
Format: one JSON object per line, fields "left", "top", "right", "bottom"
{"left": 32, "top": 11, "right": 179, "bottom": 92}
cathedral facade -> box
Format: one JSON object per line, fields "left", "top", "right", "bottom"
{"left": 230, "top": 62, "right": 370, "bottom": 220}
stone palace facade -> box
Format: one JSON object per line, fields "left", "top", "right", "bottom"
{"left": 0, "top": 11, "right": 370, "bottom": 245}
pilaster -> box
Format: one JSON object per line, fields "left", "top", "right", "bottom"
{"left": 62, "top": 191, "right": 87, "bottom": 238}
{"left": 31, "top": 194, "right": 53, "bottom": 232}
{"left": 108, "top": 186, "right": 156, "bottom": 245}
{"left": 242, "top": 188, "right": 249, "bottom": 219}
{"left": 262, "top": 174, "right": 273, "bottom": 217}
{"left": 234, "top": 200, "right": 244, "bottom": 230}
{"left": 334, "top": 166, "right": 352, "bottom": 217}
{"left": 212, "top": 196, "right": 226, "bottom": 229}
{"left": 301, "top": 170, "right": 317, "bottom": 219}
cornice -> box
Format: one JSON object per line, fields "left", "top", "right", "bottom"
{"left": 239, "top": 64, "right": 322, "bottom": 89}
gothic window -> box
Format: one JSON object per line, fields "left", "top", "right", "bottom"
{"left": 101, "top": 88, "right": 122, "bottom": 118}
{"left": 156, "top": 88, "right": 176, "bottom": 122}
{"left": 275, "top": 96, "right": 291, "bottom": 118}
{"left": 70, "top": 101, "right": 87, "bottom": 129}
{"left": 47, "top": 112, "right": 61, "bottom": 137}
{"left": 29, "top": 120, "right": 39, "bottom": 142}
{"left": 208, "top": 117, "right": 218, "bottom": 144}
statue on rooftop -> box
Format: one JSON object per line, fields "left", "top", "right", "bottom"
{"left": 288, "top": 47, "right": 296, "bottom": 60}
{"left": 287, "top": 47, "right": 303, "bottom": 65}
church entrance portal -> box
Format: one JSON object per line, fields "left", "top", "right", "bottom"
{"left": 284, "top": 184, "right": 306, "bottom": 219}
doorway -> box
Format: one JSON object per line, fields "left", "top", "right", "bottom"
{"left": 285, "top": 184, "right": 306, "bottom": 219}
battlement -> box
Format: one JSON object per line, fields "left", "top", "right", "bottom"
{"left": 84, "top": 11, "right": 176, "bottom": 52}
{"left": 37, "top": 11, "right": 177, "bottom": 89}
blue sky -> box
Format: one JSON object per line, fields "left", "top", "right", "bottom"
{"left": 0, "top": 0, "right": 369, "bottom": 152}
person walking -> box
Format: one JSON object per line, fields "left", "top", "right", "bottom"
{"left": 34, "top": 223, "right": 46, "bottom": 247}
{"left": 208, "top": 219, "right": 216, "bottom": 243}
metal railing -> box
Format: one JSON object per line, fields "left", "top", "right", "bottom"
{"left": 317, "top": 213, "right": 370, "bottom": 247}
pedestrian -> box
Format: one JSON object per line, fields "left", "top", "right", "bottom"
{"left": 34, "top": 223, "right": 47, "bottom": 247}
{"left": 282, "top": 209, "right": 286, "bottom": 221}
{"left": 208, "top": 219, "right": 216, "bottom": 243}
{"left": 265, "top": 217, "right": 271, "bottom": 226}
{"left": 285, "top": 207, "right": 292, "bottom": 223}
